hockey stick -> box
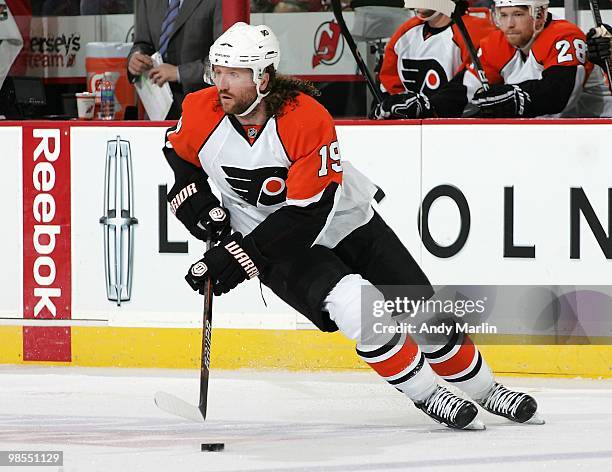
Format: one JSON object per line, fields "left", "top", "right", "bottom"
{"left": 155, "top": 238, "right": 214, "bottom": 422}
{"left": 589, "top": 0, "right": 612, "bottom": 94}
{"left": 450, "top": 4, "right": 490, "bottom": 117}
{"left": 450, "top": 7, "right": 489, "bottom": 92}
{"left": 330, "top": 0, "right": 383, "bottom": 104}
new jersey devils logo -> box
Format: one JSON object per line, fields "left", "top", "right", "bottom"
{"left": 222, "top": 166, "right": 288, "bottom": 207}
{"left": 312, "top": 21, "right": 344, "bottom": 68}
{"left": 400, "top": 58, "right": 448, "bottom": 97}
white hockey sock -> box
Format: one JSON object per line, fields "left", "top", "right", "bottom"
{"left": 324, "top": 275, "right": 437, "bottom": 402}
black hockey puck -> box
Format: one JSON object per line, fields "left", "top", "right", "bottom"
{"left": 201, "top": 443, "right": 225, "bottom": 452}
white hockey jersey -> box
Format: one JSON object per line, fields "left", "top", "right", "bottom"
{"left": 166, "top": 87, "right": 376, "bottom": 249}
{"left": 379, "top": 14, "right": 495, "bottom": 97}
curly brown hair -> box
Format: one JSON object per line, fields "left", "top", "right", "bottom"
{"left": 262, "top": 67, "right": 321, "bottom": 118}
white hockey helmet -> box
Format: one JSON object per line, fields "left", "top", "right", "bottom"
{"left": 403, "top": 0, "right": 442, "bottom": 22}
{"left": 493, "top": 0, "right": 549, "bottom": 21}
{"left": 208, "top": 22, "right": 281, "bottom": 116}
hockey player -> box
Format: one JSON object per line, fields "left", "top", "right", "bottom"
{"left": 374, "top": 1, "right": 495, "bottom": 119}
{"left": 467, "top": 0, "right": 612, "bottom": 117}
{"left": 163, "top": 22, "right": 541, "bottom": 430}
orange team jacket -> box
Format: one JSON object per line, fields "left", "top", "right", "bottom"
{"left": 464, "top": 17, "right": 612, "bottom": 117}
{"left": 379, "top": 15, "right": 496, "bottom": 97}
{"left": 165, "top": 87, "right": 376, "bottom": 256}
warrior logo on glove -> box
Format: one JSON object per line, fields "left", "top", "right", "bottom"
{"left": 191, "top": 261, "right": 209, "bottom": 277}
{"left": 169, "top": 183, "right": 197, "bottom": 215}
{"left": 209, "top": 207, "right": 227, "bottom": 223}
{"left": 225, "top": 240, "right": 259, "bottom": 279}
{"left": 185, "top": 232, "right": 261, "bottom": 296}
{"left": 167, "top": 175, "right": 231, "bottom": 243}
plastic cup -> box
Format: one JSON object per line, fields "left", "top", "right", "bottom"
{"left": 76, "top": 92, "right": 96, "bottom": 120}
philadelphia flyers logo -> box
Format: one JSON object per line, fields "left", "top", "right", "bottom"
{"left": 312, "top": 21, "right": 344, "bottom": 68}
{"left": 222, "top": 166, "right": 288, "bottom": 207}
{"left": 400, "top": 58, "right": 448, "bottom": 97}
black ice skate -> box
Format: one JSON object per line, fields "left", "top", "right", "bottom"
{"left": 477, "top": 382, "right": 544, "bottom": 425}
{"left": 415, "top": 385, "right": 484, "bottom": 430}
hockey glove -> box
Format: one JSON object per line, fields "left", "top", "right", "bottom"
{"left": 185, "top": 233, "right": 260, "bottom": 296}
{"left": 373, "top": 91, "right": 432, "bottom": 119}
{"left": 472, "top": 84, "right": 531, "bottom": 118}
{"left": 167, "top": 173, "right": 231, "bottom": 243}
{"left": 587, "top": 24, "right": 612, "bottom": 67}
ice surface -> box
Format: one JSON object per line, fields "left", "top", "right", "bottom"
{"left": 0, "top": 366, "right": 611, "bottom": 472}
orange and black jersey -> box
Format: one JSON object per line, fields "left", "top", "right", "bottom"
{"left": 379, "top": 14, "right": 495, "bottom": 98}
{"left": 163, "top": 87, "right": 376, "bottom": 266}
{"left": 466, "top": 16, "right": 592, "bottom": 86}
{"left": 461, "top": 14, "right": 611, "bottom": 117}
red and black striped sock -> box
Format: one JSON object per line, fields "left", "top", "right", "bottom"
{"left": 423, "top": 330, "right": 494, "bottom": 400}
{"left": 357, "top": 331, "right": 437, "bottom": 402}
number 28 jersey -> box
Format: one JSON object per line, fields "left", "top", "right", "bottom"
{"left": 166, "top": 87, "right": 376, "bottom": 252}
{"left": 464, "top": 17, "right": 612, "bottom": 117}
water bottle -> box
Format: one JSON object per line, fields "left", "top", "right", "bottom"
{"left": 99, "top": 72, "right": 115, "bottom": 120}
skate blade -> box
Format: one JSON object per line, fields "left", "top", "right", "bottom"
{"left": 463, "top": 418, "right": 486, "bottom": 430}
{"left": 524, "top": 413, "right": 545, "bottom": 425}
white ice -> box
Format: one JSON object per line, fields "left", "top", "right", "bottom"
{"left": 0, "top": 366, "right": 611, "bottom": 472}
